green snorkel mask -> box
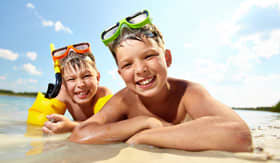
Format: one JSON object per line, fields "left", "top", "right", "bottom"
{"left": 101, "top": 9, "right": 152, "bottom": 46}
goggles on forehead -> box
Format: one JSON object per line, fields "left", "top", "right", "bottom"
{"left": 51, "top": 42, "right": 90, "bottom": 61}
{"left": 101, "top": 9, "right": 151, "bottom": 46}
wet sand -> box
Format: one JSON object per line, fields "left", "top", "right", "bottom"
{"left": 0, "top": 118, "right": 279, "bottom": 163}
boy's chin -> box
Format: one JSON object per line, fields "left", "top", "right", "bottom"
{"left": 73, "top": 96, "right": 92, "bottom": 105}
{"left": 134, "top": 87, "right": 160, "bottom": 98}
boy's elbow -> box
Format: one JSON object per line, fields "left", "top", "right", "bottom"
{"left": 69, "top": 122, "right": 97, "bottom": 144}
{"left": 68, "top": 124, "right": 87, "bottom": 143}
{"left": 68, "top": 121, "right": 106, "bottom": 144}
{"left": 231, "top": 122, "right": 253, "bottom": 152}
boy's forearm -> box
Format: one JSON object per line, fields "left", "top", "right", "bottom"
{"left": 69, "top": 116, "right": 155, "bottom": 144}
{"left": 127, "top": 116, "right": 252, "bottom": 152}
{"left": 68, "top": 121, "right": 80, "bottom": 132}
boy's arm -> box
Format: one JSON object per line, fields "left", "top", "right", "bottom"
{"left": 126, "top": 84, "right": 252, "bottom": 152}
{"left": 69, "top": 115, "right": 163, "bottom": 144}
{"left": 69, "top": 89, "right": 166, "bottom": 144}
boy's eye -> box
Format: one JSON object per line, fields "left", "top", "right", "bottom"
{"left": 145, "top": 54, "right": 156, "bottom": 59}
{"left": 83, "top": 74, "right": 92, "bottom": 78}
{"left": 121, "top": 63, "right": 132, "bottom": 69}
{"left": 66, "top": 78, "right": 75, "bottom": 81}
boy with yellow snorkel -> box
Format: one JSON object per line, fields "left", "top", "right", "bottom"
{"left": 27, "top": 42, "right": 112, "bottom": 134}
{"left": 69, "top": 10, "right": 252, "bottom": 152}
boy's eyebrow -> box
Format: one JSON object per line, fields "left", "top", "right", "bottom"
{"left": 142, "top": 48, "right": 159, "bottom": 54}
{"left": 118, "top": 48, "right": 160, "bottom": 63}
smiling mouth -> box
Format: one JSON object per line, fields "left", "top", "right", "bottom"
{"left": 75, "top": 90, "right": 89, "bottom": 98}
{"left": 136, "top": 76, "right": 156, "bottom": 88}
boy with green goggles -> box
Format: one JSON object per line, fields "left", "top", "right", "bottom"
{"left": 71, "top": 10, "right": 252, "bottom": 152}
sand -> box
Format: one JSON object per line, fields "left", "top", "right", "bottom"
{"left": 1, "top": 118, "right": 279, "bottom": 163}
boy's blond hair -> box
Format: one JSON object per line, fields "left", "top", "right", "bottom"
{"left": 59, "top": 51, "right": 98, "bottom": 76}
{"left": 108, "top": 24, "right": 165, "bottom": 64}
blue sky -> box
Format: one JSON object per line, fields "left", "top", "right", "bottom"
{"left": 0, "top": 0, "right": 279, "bottom": 107}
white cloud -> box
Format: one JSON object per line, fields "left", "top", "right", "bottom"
{"left": 216, "top": 0, "right": 280, "bottom": 74}
{"left": 216, "top": 22, "right": 241, "bottom": 45}
{"left": 0, "top": 76, "right": 6, "bottom": 80}
{"left": 28, "top": 79, "right": 38, "bottom": 83}
{"left": 208, "top": 74, "right": 280, "bottom": 107}
{"left": 26, "top": 3, "right": 72, "bottom": 34}
{"left": 42, "top": 19, "right": 54, "bottom": 27}
{"left": 218, "top": 0, "right": 280, "bottom": 45}
{"left": 252, "top": 29, "right": 280, "bottom": 59}
{"left": 16, "top": 78, "right": 23, "bottom": 84}
{"left": 54, "top": 21, "right": 73, "bottom": 34}
{"left": 23, "top": 63, "right": 42, "bottom": 75}
{"left": 184, "top": 59, "right": 228, "bottom": 84}
{"left": 16, "top": 78, "right": 37, "bottom": 84}
{"left": 107, "top": 68, "right": 125, "bottom": 93}
{"left": 183, "top": 43, "right": 193, "bottom": 48}
{"left": 26, "top": 51, "right": 37, "bottom": 61}
{"left": 233, "top": 0, "right": 280, "bottom": 22}
{"left": 231, "top": 72, "right": 247, "bottom": 82}
{"left": 227, "top": 45, "right": 258, "bottom": 72}
{"left": 0, "top": 48, "right": 19, "bottom": 61}
{"left": 26, "top": 2, "right": 35, "bottom": 9}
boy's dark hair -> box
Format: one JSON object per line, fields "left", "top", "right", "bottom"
{"left": 108, "top": 24, "right": 165, "bottom": 64}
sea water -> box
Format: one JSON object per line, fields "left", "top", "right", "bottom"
{"left": 0, "top": 95, "right": 279, "bottom": 163}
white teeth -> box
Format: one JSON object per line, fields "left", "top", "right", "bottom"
{"left": 139, "top": 78, "right": 153, "bottom": 85}
{"left": 77, "top": 92, "right": 87, "bottom": 95}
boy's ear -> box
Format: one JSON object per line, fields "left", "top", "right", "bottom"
{"left": 97, "top": 72, "right": 100, "bottom": 82}
{"left": 117, "top": 68, "right": 125, "bottom": 80}
{"left": 117, "top": 68, "right": 122, "bottom": 77}
{"left": 165, "top": 49, "right": 172, "bottom": 67}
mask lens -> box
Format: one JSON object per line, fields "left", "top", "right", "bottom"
{"left": 127, "top": 12, "right": 147, "bottom": 24}
{"left": 53, "top": 48, "right": 67, "bottom": 57}
{"left": 102, "top": 24, "right": 119, "bottom": 40}
{"left": 74, "top": 44, "right": 89, "bottom": 50}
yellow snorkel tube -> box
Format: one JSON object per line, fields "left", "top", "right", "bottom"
{"left": 45, "top": 43, "right": 62, "bottom": 98}
{"left": 27, "top": 43, "right": 66, "bottom": 126}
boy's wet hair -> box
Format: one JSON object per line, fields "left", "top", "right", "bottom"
{"left": 108, "top": 24, "right": 165, "bottom": 64}
{"left": 59, "top": 51, "right": 98, "bottom": 76}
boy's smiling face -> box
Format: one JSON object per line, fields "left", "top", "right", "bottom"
{"left": 116, "top": 37, "right": 171, "bottom": 97}
{"left": 63, "top": 63, "right": 100, "bottom": 104}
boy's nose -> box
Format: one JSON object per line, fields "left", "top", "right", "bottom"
{"left": 135, "top": 62, "right": 148, "bottom": 75}
{"left": 76, "top": 78, "right": 85, "bottom": 87}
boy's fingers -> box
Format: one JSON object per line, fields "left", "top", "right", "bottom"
{"left": 42, "top": 126, "right": 54, "bottom": 135}
{"left": 44, "top": 121, "right": 58, "bottom": 131}
{"left": 47, "top": 114, "right": 64, "bottom": 122}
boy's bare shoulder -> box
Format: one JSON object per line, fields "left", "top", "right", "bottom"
{"left": 185, "top": 81, "right": 210, "bottom": 98}
{"left": 113, "top": 87, "right": 138, "bottom": 105}
{"left": 167, "top": 77, "right": 202, "bottom": 93}
{"left": 97, "top": 86, "right": 113, "bottom": 97}
{"left": 168, "top": 77, "right": 210, "bottom": 102}
{"left": 101, "top": 87, "right": 138, "bottom": 115}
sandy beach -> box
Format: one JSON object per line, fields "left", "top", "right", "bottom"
{"left": 1, "top": 117, "right": 279, "bottom": 163}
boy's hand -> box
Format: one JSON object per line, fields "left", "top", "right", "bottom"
{"left": 146, "top": 117, "right": 165, "bottom": 129}
{"left": 42, "top": 114, "right": 78, "bottom": 134}
{"left": 146, "top": 117, "right": 172, "bottom": 128}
